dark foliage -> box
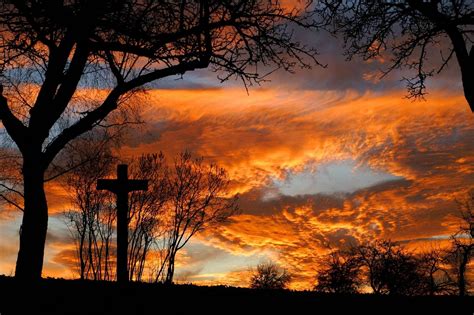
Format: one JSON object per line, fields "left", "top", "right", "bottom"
{"left": 315, "top": 250, "right": 362, "bottom": 294}
{"left": 315, "top": 240, "right": 459, "bottom": 296}
{"left": 349, "top": 241, "right": 423, "bottom": 295}
{"left": 447, "top": 190, "right": 474, "bottom": 296}
{"left": 250, "top": 261, "right": 292, "bottom": 290}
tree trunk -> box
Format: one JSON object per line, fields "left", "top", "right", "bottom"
{"left": 79, "top": 230, "right": 86, "bottom": 280}
{"left": 14, "top": 159, "right": 48, "bottom": 281}
{"left": 165, "top": 254, "right": 175, "bottom": 285}
{"left": 458, "top": 248, "right": 469, "bottom": 297}
{"left": 460, "top": 59, "right": 474, "bottom": 113}
{"left": 458, "top": 263, "right": 466, "bottom": 297}
{"left": 451, "top": 39, "right": 474, "bottom": 112}
{"left": 104, "top": 235, "right": 110, "bottom": 281}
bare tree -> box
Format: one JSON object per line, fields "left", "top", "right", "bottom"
{"left": 63, "top": 136, "right": 117, "bottom": 280}
{"left": 0, "top": 0, "right": 319, "bottom": 280}
{"left": 446, "top": 190, "right": 474, "bottom": 296}
{"left": 417, "top": 248, "right": 454, "bottom": 295}
{"left": 446, "top": 243, "right": 472, "bottom": 296}
{"left": 314, "top": 249, "right": 362, "bottom": 294}
{"left": 157, "top": 152, "right": 238, "bottom": 284}
{"left": 250, "top": 261, "right": 292, "bottom": 290}
{"left": 64, "top": 151, "right": 169, "bottom": 282}
{"left": 353, "top": 240, "right": 427, "bottom": 295}
{"left": 64, "top": 150, "right": 236, "bottom": 284}
{"left": 127, "top": 153, "right": 168, "bottom": 282}
{"left": 313, "top": 0, "right": 474, "bottom": 112}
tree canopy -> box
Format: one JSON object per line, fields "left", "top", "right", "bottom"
{"left": 313, "top": 0, "right": 474, "bottom": 111}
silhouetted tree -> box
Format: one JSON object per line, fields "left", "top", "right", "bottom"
{"left": 354, "top": 240, "right": 426, "bottom": 295}
{"left": 64, "top": 151, "right": 170, "bottom": 282}
{"left": 127, "top": 153, "right": 169, "bottom": 282}
{"left": 0, "top": 0, "right": 319, "bottom": 280}
{"left": 64, "top": 150, "right": 235, "bottom": 283}
{"left": 314, "top": 250, "right": 362, "bottom": 294}
{"left": 446, "top": 243, "right": 472, "bottom": 296}
{"left": 63, "top": 136, "right": 117, "bottom": 280}
{"left": 446, "top": 191, "right": 474, "bottom": 296}
{"left": 314, "top": 0, "right": 474, "bottom": 112}
{"left": 157, "top": 152, "right": 238, "bottom": 284}
{"left": 417, "top": 248, "right": 454, "bottom": 295}
{"left": 250, "top": 261, "right": 292, "bottom": 290}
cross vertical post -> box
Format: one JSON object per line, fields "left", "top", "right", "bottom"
{"left": 97, "top": 164, "right": 148, "bottom": 283}
{"left": 116, "top": 165, "right": 129, "bottom": 284}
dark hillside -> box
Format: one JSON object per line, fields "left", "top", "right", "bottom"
{"left": 0, "top": 276, "right": 472, "bottom": 315}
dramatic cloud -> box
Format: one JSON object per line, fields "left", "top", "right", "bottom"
{"left": 0, "top": 13, "right": 472, "bottom": 289}
{"left": 116, "top": 87, "right": 474, "bottom": 289}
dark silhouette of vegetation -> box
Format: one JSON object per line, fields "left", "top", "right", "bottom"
{"left": 313, "top": 0, "right": 474, "bottom": 112}
{"left": 314, "top": 238, "right": 471, "bottom": 296}
{"left": 1, "top": 276, "right": 473, "bottom": 315}
{"left": 65, "top": 153, "right": 166, "bottom": 282}
{"left": 64, "top": 151, "right": 237, "bottom": 284}
{"left": 316, "top": 241, "right": 450, "bottom": 296}
{"left": 314, "top": 249, "right": 362, "bottom": 294}
{"left": 159, "top": 152, "right": 238, "bottom": 284}
{"left": 0, "top": 0, "right": 320, "bottom": 281}
{"left": 314, "top": 191, "right": 474, "bottom": 296}
{"left": 126, "top": 154, "right": 168, "bottom": 282}
{"left": 314, "top": 240, "right": 471, "bottom": 296}
{"left": 250, "top": 261, "right": 292, "bottom": 290}
{"left": 353, "top": 240, "right": 428, "bottom": 295}
{"left": 447, "top": 190, "right": 474, "bottom": 296}
{"left": 417, "top": 248, "right": 454, "bottom": 295}
{"left": 63, "top": 140, "right": 117, "bottom": 281}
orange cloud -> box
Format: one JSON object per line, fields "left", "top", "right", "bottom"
{"left": 124, "top": 88, "right": 472, "bottom": 192}
{"left": 1, "top": 85, "right": 473, "bottom": 290}
{"left": 118, "top": 87, "right": 473, "bottom": 289}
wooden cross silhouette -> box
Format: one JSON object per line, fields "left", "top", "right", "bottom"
{"left": 97, "top": 164, "right": 148, "bottom": 283}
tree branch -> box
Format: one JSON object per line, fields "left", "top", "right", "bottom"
{"left": 0, "top": 193, "right": 24, "bottom": 212}
{"left": 43, "top": 58, "right": 209, "bottom": 165}
{"left": 0, "top": 87, "right": 28, "bottom": 153}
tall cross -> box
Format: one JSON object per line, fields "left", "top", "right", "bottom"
{"left": 97, "top": 164, "right": 148, "bottom": 283}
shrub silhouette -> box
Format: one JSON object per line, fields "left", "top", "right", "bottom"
{"left": 250, "top": 261, "right": 291, "bottom": 290}
{"left": 315, "top": 250, "right": 362, "bottom": 294}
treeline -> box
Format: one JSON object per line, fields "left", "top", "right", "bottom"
{"left": 62, "top": 143, "right": 238, "bottom": 284}
{"left": 315, "top": 195, "right": 473, "bottom": 296}
{"left": 315, "top": 239, "right": 470, "bottom": 296}
{"left": 250, "top": 237, "right": 472, "bottom": 296}
{"left": 249, "top": 193, "right": 473, "bottom": 296}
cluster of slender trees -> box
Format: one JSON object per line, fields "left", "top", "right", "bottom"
{"left": 62, "top": 143, "right": 237, "bottom": 284}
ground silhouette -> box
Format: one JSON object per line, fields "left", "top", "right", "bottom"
{"left": 0, "top": 276, "right": 472, "bottom": 315}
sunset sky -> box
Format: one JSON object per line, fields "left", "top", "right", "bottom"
{"left": 1, "top": 13, "right": 474, "bottom": 290}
